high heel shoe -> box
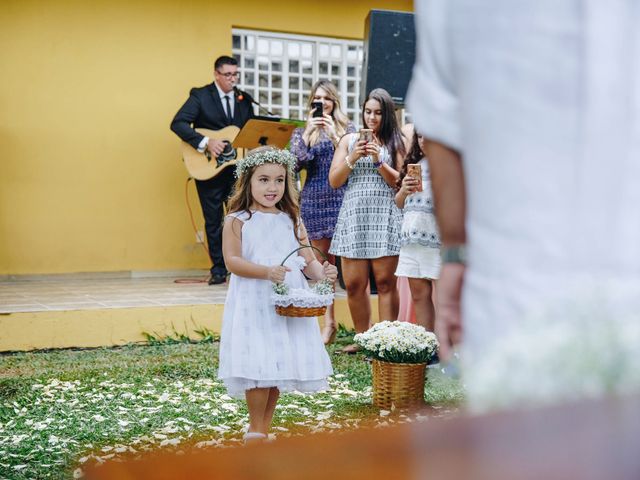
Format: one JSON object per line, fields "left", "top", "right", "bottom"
{"left": 322, "top": 323, "right": 338, "bottom": 345}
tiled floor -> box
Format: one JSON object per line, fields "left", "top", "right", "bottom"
{"left": 0, "top": 274, "right": 347, "bottom": 313}
{"left": 0, "top": 276, "right": 227, "bottom": 313}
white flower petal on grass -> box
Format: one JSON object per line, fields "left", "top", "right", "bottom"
{"left": 118, "top": 420, "right": 130, "bottom": 427}
{"left": 13, "top": 465, "right": 28, "bottom": 470}
{"left": 73, "top": 468, "right": 84, "bottom": 478}
{"left": 92, "top": 414, "right": 106, "bottom": 422}
{"left": 379, "top": 410, "right": 390, "bottom": 417}
{"left": 195, "top": 439, "right": 219, "bottom": 448}
{"left": 160, "top": 438, "right": 181, "bottom": 447}
{"left": 220, "top": 403, "right": 238, "bottom": 412}
{"left": 158, "top": 393, "right": 170, "bottom": 403}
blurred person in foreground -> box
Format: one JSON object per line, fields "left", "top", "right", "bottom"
{"left": 408, "top": 0, "right": 640, "bottom": 411}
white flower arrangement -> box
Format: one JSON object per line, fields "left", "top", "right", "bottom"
{"left": 271, "top": 285, "right": 334, "bottom": 309}
{"left": 235, "top": 147, "right": 297, "bottom": 178}
{"left": 354, "top": 321, "right": 439, "bottom": 364}
{"left": 272, "top": 282, "right": 289, "bottom": 295}
{"left": 312, "top": 279, "right": 334, "bottom": 296}
{"left": 270, "top": 246, "right": 335, "bottom": 310}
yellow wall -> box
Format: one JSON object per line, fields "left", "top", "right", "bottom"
{"left": 0, "top": 0, "right": 412, "bottom": 275}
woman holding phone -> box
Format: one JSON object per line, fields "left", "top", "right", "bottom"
{"left": 395, "top": 128, "right": 441, "bottom": 331}
{"left": 290, "top": 80, "right": 355, "bottom": 344}
{"left": 328, "top": 88, "right": 405, "bottom": 353}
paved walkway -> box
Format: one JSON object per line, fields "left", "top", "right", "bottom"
{"left": 0, "top": 273, "right": 346, "bottom": 314}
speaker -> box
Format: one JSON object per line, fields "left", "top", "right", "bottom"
{"left": 360, "top": 10, "right": 415, "bottom": 107}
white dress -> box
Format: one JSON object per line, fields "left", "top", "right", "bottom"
{"left": 217, "top": 210, "right": 333, "bottom": 399}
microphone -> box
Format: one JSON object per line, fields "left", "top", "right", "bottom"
{"left": 233, "top": 86, "right": 244, "bottom": 101}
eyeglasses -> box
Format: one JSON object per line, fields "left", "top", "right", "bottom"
{"left": 216, "top": 71, "right": 240, "bottom": 79}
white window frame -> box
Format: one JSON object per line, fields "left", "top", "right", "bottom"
{"left": 232, "top": 28, "right": 364, "bottom": 125}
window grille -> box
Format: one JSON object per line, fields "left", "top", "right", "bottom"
{"left": 232, "top": 29, "right": 364, "bottom": 125}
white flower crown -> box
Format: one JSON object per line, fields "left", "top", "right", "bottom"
{"left": 234, "top": 148, "right": 297, "bottom": 178}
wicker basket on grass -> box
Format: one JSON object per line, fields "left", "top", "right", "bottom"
{"left": 354, "top": 321, "right": 439, "bottom": 410}
{"left": 272, "top": 245, "right": 334, "bottom": 318}
{"left": 371, "top": 360, "right": 427, "bottom": 409}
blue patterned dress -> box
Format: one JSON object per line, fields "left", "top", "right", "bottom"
{"left": 329, "top": 134, "right": 402, "bottom": 259}
{"left": 290, "top": 124, "right": 355, "bottom": 240}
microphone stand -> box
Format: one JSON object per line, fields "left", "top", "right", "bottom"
{"left": 234, "top": 86, "right": 277, "bottom": 117}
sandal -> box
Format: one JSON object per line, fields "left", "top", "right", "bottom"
{"left": 243, "top": 432, "right": 267, "bottom": 446}
{"left": 335, "top": 344, "right": 361, "bottom": 355}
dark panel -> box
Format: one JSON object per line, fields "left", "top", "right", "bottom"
{"left": 361, "top": 10, "right": 416, "bottom": 107}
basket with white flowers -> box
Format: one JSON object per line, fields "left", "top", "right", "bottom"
{"left": 271, "top": 245, "right": 334, "bottom": 318}
{"left": 354, "top": 321, "right": 439, "bottom": 409}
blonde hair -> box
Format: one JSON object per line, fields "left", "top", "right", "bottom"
{"left": 307, "top": 80, "right": 350, "bottom": 147}
{"left": 226, "top": 146, "right": 302, "bottom": 241}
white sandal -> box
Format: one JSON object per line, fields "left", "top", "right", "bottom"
{"left": 243, "top": 432, "right": 267, "bottom": 445}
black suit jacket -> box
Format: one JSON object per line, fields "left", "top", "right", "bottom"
{"left": 170, "top": 83, "right": 255, "bottom": 149}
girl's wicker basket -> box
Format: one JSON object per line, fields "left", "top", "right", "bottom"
{"left": 273, "top": 245, "right": 333, "bottom": 318}
{"left": 371, "top": 359, "right": 427, "bottom": 409}
{"left": 275, "top": 304, "right": 327, "bottom": 317}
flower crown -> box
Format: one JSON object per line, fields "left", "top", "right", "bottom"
{"left": 235, "top": 147, "right": 297, "bottom": 178}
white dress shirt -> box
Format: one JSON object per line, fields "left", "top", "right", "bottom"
{"left": 197, "top": 83, "right": 235, "bottom": 152}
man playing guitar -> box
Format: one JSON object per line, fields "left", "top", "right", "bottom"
{"left": 171, "top": 55, "right": 255, "bottom": 284}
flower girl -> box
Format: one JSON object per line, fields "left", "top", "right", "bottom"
{"left": 217, "top": 146, "right": 337, "bottom": 444}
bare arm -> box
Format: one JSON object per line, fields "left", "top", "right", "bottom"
{"left": 222, "top": 216, "right": 290, "bottom": 282}
{"left": 364, "top": 141, "right": 401, "bottom": 188}
{"left": 395, "top": 174, "right": 419, "bottom": 209}
{"left": 298, "top": 223, "right": 338, "bottom": 282}
{"left": 329, "top": 133, "right": 366, "bottom": 189}
{"left": 376, "top": 152, "right": 401, "bottom": 187}
{"left": 424, "top": 140, "right": 466, "bottom": 362}
{"left": 425, "top": 141, "right": 466, "bottom": 245}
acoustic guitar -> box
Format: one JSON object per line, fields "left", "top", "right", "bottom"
{"left": 181, "top": 126, "right": 243, "bottom": 180}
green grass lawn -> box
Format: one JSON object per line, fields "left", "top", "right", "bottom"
{"left": 0, "top": 331, "right": 464, "bottom": 479}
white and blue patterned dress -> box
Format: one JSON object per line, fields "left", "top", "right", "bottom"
{"left": 329, "top": 134, "right": 402, "bottom": 259}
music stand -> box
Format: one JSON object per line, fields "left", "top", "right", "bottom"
{"left": 232, "top": 119, "right": 296, "bottom": 150}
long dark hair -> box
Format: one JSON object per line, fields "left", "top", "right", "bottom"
{"left": 362, "top": 88, "right": 406, "bottom": 164}
{"left": 397, "top": 131, "right": 425, "bottom": 188}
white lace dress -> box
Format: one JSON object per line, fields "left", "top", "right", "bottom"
{"left": 217, "top": 210, "right": 333, "bottom": 399}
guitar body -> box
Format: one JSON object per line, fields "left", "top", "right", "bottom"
{"left": 181, "top": 126, "right": 243, "bottom": 180}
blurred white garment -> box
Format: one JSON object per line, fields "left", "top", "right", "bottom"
{"left": 408, "top": 0, "right": 640, "bottom": 410}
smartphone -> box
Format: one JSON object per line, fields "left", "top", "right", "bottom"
{"left": 359, "top": 128, "right": 373, "bottom": 143}
{"left": 311, "top": 101, "right": 323, "bottom": 118}
{"left": 407, "top": 164, "right": 423, "bottom": 192}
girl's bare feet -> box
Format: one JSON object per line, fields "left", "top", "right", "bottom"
{"left": 321, "top": 321, "right": 337, "bottom": 345}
